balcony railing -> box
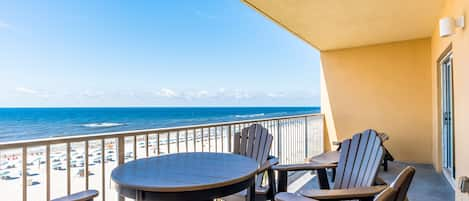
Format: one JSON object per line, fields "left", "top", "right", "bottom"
{"left": 0, "top": 113, "right": 324, "bottom": 201}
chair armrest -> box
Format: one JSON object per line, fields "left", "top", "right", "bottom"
{"left": 332, "top": 141, "right": 342, "bottom": 146}
{"left": 273, "top": 161, "right": 337, "bottom": 172}
{"left": 332, "top": 141, "right": 342, "bottom": 151}
{"left": 300, "top": 185, "right": 387, "bottom": 200}
{"left": 307, "top": 151, "right": 340, "bottom": 164}
{"left": 258, "top": 156, "right": 279, "bottom": 173}
{"left": 375, "top": 176, "right": 387, "bottom": 185}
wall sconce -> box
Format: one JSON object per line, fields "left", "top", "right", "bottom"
{"left": 440, "top": 16, "right": 465, "bottom": 37}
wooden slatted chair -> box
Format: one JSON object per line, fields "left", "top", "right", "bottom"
{"left": 222, "top": 124, "right": 279, "bottom": 201}
{"left": 379, "top": 166, "right": 416, "bottom": 201}
{"left": 316, "top": 132, "right": 394, "bottom": 183}
{"left": 275, "top": 166, "right": 416, "bottom": 201}
{"left": 51, "top": 190, "right": 99, "bottom": 201}
{"left": 274, "top": 129, "right": 386, "bottom": 201}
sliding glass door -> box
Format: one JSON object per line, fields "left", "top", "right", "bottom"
{"left": 441, "top": 53, "right": 455, "bottom": 179}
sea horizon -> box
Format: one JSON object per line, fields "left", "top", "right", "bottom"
{"left": 0, "top": 106, "right": 320, "bottom": 142}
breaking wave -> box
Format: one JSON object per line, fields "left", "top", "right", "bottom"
{"left": 82, "top": 122, "right": 124, "bottom": 128}
{"left": 235, "top": 113, "right": 265, "bottom": 118}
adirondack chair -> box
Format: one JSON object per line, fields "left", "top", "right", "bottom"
{"left": 315, "top": 132, "right": 394, "bottom": 183}
{"left": 222, "top": 124, "right": 279, "bottom": 201}
{"left": 374, "top": 166, "right": 416, "bottom": 201}
{"left": 51, "top": 190, "right": 99, "bottom": 201}
{"left": 273, "top": 129, "right": 386, "bottom": 201}
{"left": 275, "top": 166, "right": 416, "bottom": 201}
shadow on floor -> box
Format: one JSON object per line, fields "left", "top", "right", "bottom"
{"left": 292, "top": 161, "right": 454, "bottom": 201}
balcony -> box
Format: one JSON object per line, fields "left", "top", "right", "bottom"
{"left": 0, "top": 113, "right": 455, "bottom": 201}
{"left": 0, "top": 113, "right": 324, "bottom": 201}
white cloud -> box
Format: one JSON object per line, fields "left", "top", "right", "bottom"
{"left": 156, "top": 88, "right": 178, "bottom": 98}
{"left": 267, "top": 92, "right": 286, "bottom": 98}
{"left": 195, "top": 90, "right": 209, "bottom": 98}
{"left": 15, "top": 87, "right": 38, "bottom": 95}
{"left": 14, "top": 87, "right": 51, "bottom": 98}
{"left": 233, "top": 89, "right": 250, "bottom": 99}
{"left": 80, "top": 90, "right": 104, "bottom": 98}
{"left": 0, "top": 20, "right": 10, "bottom": 29}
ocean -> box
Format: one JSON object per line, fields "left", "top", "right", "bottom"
{"left": 0, "top": 107, "right": 319, "bottom": 142}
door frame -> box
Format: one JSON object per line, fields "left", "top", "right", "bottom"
{"left": 438, "top": 46, "right": 456, "bottom": 186}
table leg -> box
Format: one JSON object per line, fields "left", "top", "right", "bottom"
{"left": 277, "top": 170, "right": 288, "bottom": 192}
{"left": 247, "top": 178, "right": 256, "bottom": 201}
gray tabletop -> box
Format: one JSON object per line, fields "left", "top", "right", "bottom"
{"left": 111, "top": 152, "right": 259, "bottom": 193}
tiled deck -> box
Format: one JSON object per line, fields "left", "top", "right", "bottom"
{"left": 287, "top": 161, "right": 454, "bottom": 201}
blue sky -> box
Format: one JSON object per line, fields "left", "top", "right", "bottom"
{"left": 0, "top": 1, "right": 320, "bottom": 107}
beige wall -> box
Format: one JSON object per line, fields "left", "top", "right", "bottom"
{"left": 320, "top": 39, "right": 434, "bottom": 163}
{"left": 430, "top": 0, "right": 469, "bottom": 199}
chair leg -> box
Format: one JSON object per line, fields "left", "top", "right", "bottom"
{"left": 316, "top": 169, "right": 330, "bottom": 189}
{"left": 277, "top": 170, "right": 288, "bottom": 193}
{"left": 331, "top": 168, "right": 336, "bottom": 182}
{"left": 267, "top": 168, "right": 276, "bottom": 200}
{"left": 383, "top": 159, "right": 388, "bottom": 171}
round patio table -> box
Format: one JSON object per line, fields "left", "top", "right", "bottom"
{"left": 111, "top": 152, "right": 258, "bottom": 201}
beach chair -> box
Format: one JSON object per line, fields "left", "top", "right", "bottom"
{"left": 222, "top": 124, "right": 279, "bottom": 201}
{"left": 51, "top": 190, "right": 98, "bottom": 201}
{"left": 274, "top": 129, "right": 386, "bottom": 201}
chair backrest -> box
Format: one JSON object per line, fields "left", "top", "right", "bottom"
{"left": 333, "top": 129, "right": 384, "bottom": 189}
{"left": 233, "top": 124, "right": 273, "bottom": 164}
{"left": 233, "top": 124, "right": 273, "bottom": 186}
{"left": 390, "top": 166, "right": 416, "bottom": 201}
{"left": 374, "top": 166, "right": 416, "bottom": 201}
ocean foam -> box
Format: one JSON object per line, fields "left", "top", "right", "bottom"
{"left": 82, "top": 122, "right": 124, "bottom": 128}
{"left": 235, "top": 113, "right": 265, "bottom": 118}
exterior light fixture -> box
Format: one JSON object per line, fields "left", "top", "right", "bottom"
{"left": 440, "top": 16, "right": 465, "bottom": 37}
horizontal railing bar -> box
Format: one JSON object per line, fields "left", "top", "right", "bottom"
{"left": 0, "top": 113, "right": 323, "bottom": 149}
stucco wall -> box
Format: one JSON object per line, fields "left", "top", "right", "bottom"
{"left": 320, "top": 38, "right": 433, "bottom": 163}
{"left": 431, "top": 0, "right": 469, "bottom": 199}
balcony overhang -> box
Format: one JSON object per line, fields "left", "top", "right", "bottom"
{"left": 242, "top": 0, "right": 444, "bottom": 51}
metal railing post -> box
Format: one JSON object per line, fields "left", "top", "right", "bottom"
{"left": 117, "top": 136, "right": 125, "bottom": 201}
{"left": 66, "top": 142, "right": 71, "bottom": 195}
{"left": 85, "top": 140, "right": 89, "bottom": 190}
{"left": 304, "top": 116, "right": 308, "bottom": 159}
{"left": 277, "top": 119, "right": 282, "bottom": 163}
{"left": 101, "top": 139, "right": 105, "bottom": 201}
{"left": 46, "top": 145, "right": 50, "bottom": 201}
{"left": 22, "top": 146, "right": 27, "bottom": 201}
{"left": 228, "top": 125, "right": 232, "bottom": 152}
{"left": 118, "top": 136, "right": 125, "bottom": 165}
